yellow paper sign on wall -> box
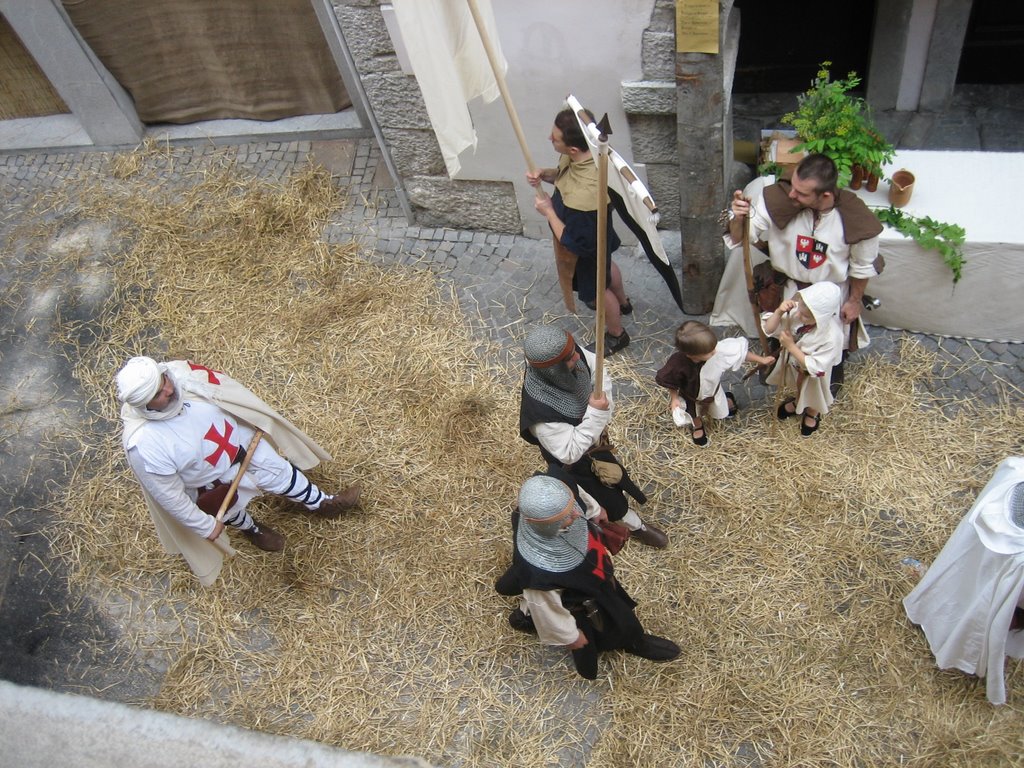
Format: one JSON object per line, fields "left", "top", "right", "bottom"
{"left": 676, "top": 0, "right": 719, "bottom": 54}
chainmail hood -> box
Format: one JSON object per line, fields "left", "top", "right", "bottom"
{"left": 516, "top": 475, "right": 589, "bottom": 572}
{"left": 1010, "top": 483, "right": 1024, "bottom": 529}
{"left": 522, "top": 325, "right": 591, "bottom": 421}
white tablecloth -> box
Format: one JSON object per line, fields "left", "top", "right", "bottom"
{"left": 856, "top": 150, "right": 1022, "bottom": 343}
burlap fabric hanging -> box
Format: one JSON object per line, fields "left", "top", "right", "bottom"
{"left": 62, "top": 0, "right": 350, "bottom": 124}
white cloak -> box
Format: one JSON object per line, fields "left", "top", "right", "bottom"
{"left": 903, "top": 457, "right": 1024, "bottom": 704}
{"left": 121, "top": 361, "right": 331, "bottom": 586}
{"left": 698, "top": 336, "right": 748, "bottom": 420}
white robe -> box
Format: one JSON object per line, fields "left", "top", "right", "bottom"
{"left": 903, "top": 457, "right": 1024, "bottom": 704}
{"left": 761, "top": 283, "right": 843, "bottom": 416}
{"left": 698, "top": 336, "right": 748, "bottom": 420}
{"left": 121, "top": 361, "right": 331, "bottom": 586}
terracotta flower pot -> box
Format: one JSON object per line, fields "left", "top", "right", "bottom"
{"left": 889, "top": 169, "right": 915, "bottom": 208}
{"left": 849, "top": 164, "right": 865, "bottom": 190}
{"left": 865, "top": 173, "right": 879, "bottom": 192}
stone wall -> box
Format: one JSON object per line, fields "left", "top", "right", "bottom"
{"left": 326, "top": 0, "right": 743, "bottom": 282}
{"left": 329, "top": 0, "right": 521, "bottom": 233}
{"left": 621, "top": 0, "right": 679, "bottom": 229}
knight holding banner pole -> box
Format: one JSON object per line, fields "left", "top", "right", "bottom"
{"left": 528, "top": 105, "right": 633, "bottom": 357}
{"left": 388, "top": 7, "right": 683, "bottom": 317}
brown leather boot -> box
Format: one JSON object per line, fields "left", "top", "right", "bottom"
{"left": 631, "top": 522, "right": 668, "bottom": 549}
{"left": 241, "top": 521, "right": 285, "bottom": 552}
{"left": 311, "top": 484, "right": 363, "bottom": 519}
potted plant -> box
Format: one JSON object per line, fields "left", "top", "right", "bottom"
{"left": 781, "top": 62, "right": 894, "bottom": 190}
{"left": 849, "top": 127, "right": 895, "bottom": 192}
{"left": 780, "top": 63, "right": 964, "bottom": 286}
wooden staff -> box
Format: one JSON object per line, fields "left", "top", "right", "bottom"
{"left": 215, "top": 429, "right": 265, "bottom": 522}
{"left": 741, "top": 204, "right": 772, "bottom": 356}
{"left": 593, "top": 118, "right": 610, "bottom": 397}
{"left": 464, "top": 0, "right": 578, "bottom": 312}
{"left": 465, "top": 0, "right": 541, "bottom": 186}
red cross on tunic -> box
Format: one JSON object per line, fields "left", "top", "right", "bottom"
{"left": 188, "top": 361, "right": 222, "bottom": 385}
{"left": 587, "top": 529, "right": 611, "bottom": 581}
{"left": 204, "top": 420, "right": 239, "bottom": 466}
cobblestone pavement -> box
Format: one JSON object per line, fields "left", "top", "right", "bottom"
{"left": 0, "top": 135, "right": 1021, "bottom": 705}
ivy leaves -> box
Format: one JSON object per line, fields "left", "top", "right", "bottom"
{"left": 876, "top": 206, "right": 967, "bottom": 283}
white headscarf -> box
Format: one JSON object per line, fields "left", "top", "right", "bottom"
{"left": 116, "top": 356, "right": 184, "bottom": 423}
{"left": 796, "top": 282, "right": 841, "bottom": 326}
{"left": 116, "top": 356, "right": 162, "bottom": 407}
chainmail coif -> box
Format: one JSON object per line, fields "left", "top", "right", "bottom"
{"left": 522, "top": 325, "right": 591, "bottom": 420}
{"left": 516, "top": 475, "right": 589, "bottom": 573}
{"left": 1011, "top": 483, "right": 1024, "bottom": 529}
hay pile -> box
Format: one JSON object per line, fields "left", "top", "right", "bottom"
{"left": 14, "top": 143, "right": 1024, "bottom": 767}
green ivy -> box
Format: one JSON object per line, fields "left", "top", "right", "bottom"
{"left": 876, "top": 206, "right": 966, "bottom": 283}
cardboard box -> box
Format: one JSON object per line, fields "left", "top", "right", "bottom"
{"left": 760, "top": 130, "right": 804, "bottom": 178}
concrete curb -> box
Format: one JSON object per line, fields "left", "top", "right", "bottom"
{"left": 0, "top": 681, "right": 435, "bottom": 768}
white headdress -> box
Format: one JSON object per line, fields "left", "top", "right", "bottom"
{"left": 115, "top": 356, "right": 163, "bottom": 408}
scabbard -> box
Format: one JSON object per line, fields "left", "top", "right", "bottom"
{"left": 552, "top": 237, "right": 578, "bottom": 313}
{"left": 570, "top": 623, "right": 599, "bottom": 680}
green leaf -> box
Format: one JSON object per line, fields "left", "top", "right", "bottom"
{"left": 875, "top": 206, "right": 965, "bottom": 283}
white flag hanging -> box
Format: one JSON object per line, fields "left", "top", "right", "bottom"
{"left": 391, "top": 0, "right": 507, "bottom": 177}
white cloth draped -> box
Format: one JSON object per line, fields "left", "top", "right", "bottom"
{"left": 903, "top": 457, "right": 1024, "bottom": 704}
{"left": 391, "top": 0, "right": 505, "bottom": 177}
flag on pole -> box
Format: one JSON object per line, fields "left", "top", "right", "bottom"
{"left": 566, "top": 95, "right": 685, "bottom": 311}
{"left": 391, "top": 0, "right": 507, "bottom": 177}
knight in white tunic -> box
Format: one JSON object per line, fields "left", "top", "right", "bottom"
{"left": 116, "top": 356, "right": 361, "bottom": 585}
{"left": 711, "top": 154, "right": 881, "bottom": 388}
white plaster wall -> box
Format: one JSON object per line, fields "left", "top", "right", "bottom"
{"left": 391, "top": 0, "right": 657, "bottom": 238}
{"left": 897, "top": 0, "right": 938, "bottom": 111}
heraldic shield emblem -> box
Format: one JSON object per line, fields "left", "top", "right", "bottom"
{"left": 796, "top": 235, "right": 828, "bottom": 270}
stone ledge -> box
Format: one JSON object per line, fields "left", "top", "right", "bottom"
{"left": 405, "top": 177, "right": 522, "bottom": 233}
{"left": 0, "top": 680, "right": 433, "bottom": 768}
{"left": 621, "top": 81, "right": 676, "bottom": 116}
